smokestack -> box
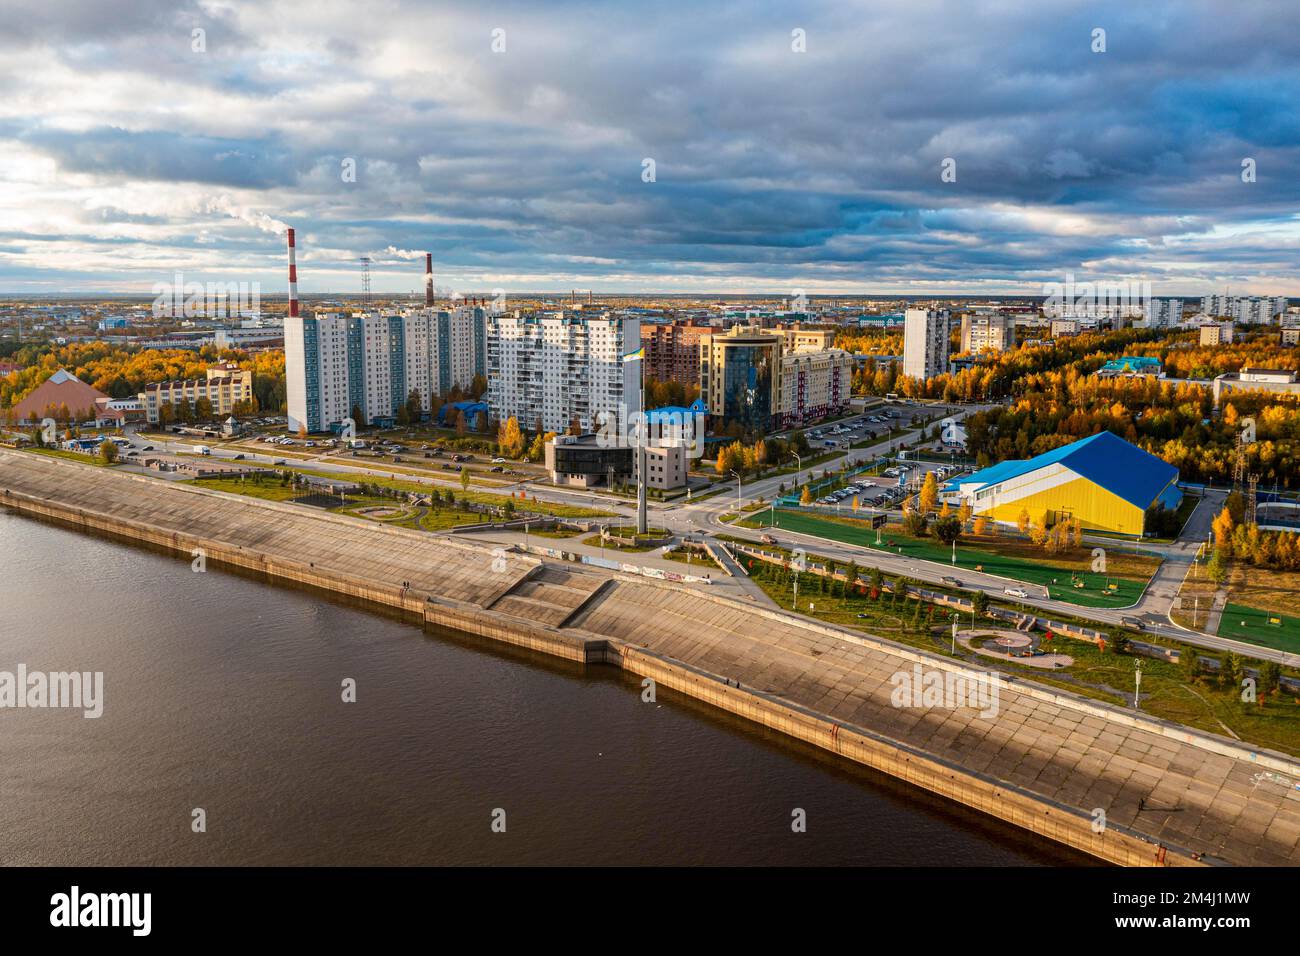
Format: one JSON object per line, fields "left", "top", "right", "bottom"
{"left": 424, "top": 253, "right": 434, "bottom": 307}
{"left": 286, "top": 228, "right": 299, "bottom": 319}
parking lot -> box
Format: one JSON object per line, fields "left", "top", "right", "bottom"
{"left": 810, "top": 459, "right": 965, "bottom": 511}
{"left": 801, "top": 403, "right": 938, "bottom": 452}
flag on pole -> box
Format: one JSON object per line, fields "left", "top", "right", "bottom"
{"left": 621, "top": 347, "right": 644, "bottom": 363}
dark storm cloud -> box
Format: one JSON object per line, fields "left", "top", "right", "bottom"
{"left": 1, "top": 0, "right": 1298, "bottom": 291}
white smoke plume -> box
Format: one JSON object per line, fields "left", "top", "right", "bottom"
{"left": 382, "top": 245, "right": 425, "bottom": 260}
{"left": 205, "top": 196, "right": 290, "bottom": 235}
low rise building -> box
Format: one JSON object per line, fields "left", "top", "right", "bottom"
{"left": 1096, "top": 356, "right": 1162, "bottom": 378}
{"left": 1050, "top": 319, "right": 1080, "bottom": 337}
{"left": 140, "top": 363, "right": 253, "bottom": 424}
{"left": 780, "top": 347, "right": 852, "bottom": 427}
{"left": 1212, "top": 366, "right": 1300, "bottom": 405}
{"left": 1200, "top": 322, "right": 1234, "bottom": 346}
{"left": 544, "top": 432, "right": 689, "bottom": 490}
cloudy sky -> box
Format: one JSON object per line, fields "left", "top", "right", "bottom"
{"left": 1, "top": 0, "right": 1297, "bottom": 296}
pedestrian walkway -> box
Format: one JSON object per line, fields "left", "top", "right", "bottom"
{"left": 1204, "top": 588, "right": 1230, "bottom": 635}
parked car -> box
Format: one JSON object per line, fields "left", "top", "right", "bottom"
{"left": 492, "top": 457, "right": 506, "bottom": 464}
{"left": 490, "top": 466, "right": 504, "bottom": 473}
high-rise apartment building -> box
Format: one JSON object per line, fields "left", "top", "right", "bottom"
{"left": 641, "top": 320, "right": 714, "bottom": 385}
{"left": 903, "top": 309, "right": 950, "bottom": 381}
{"left": 286, "top": 312, "right": 354, "bottom": 433}
{"left": 486, "top": 311, "right": 641, "bottom": 434}
{"left": 959, "top": 312, "right": 1016, "bottom": 354}
{"left": 285, "top": 306, "right": 488, "bottom": 433}
{"left": 1201, "top": 295, "right": 1287, "bottom": 324}
{"left": 1145, "top": 298, "right": 1184, "bottom": 329}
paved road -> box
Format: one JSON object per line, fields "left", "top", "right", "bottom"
{"left": 123, "top": 412, "right": 1299, "bottom": 666}
{"left": 676, "top": 460, "right": 1300, "bottom": 668}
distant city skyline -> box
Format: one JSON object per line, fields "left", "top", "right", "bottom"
{"left": 2, "top": 1, "right": 1298, "bottom": 295}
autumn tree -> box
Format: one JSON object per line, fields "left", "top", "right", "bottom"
{"left": 919, "top": 472, "right": 939, "bottom": 514}
{"left": 1212, "top": 506, "right": 1235, "bottom": 555}
{"left": 498, "top": 417, "right": 525, "bottom": 459}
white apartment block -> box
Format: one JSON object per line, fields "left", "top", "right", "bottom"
{"left": 959, "top": 311, "right": 1016, "bottom": 353}
{"left": 286, "top": 307, "right": 489, "bottom": 433}
{"left": 487, "top": 312, "right": 642, "bottom": 434}
{"left": 286, "top": 312, "right": 353, "bottom": 433}
{"left": 1201, "top": 295, "right": 1288, "bottom": 325}
{"left": 1144, "top": 298, "right": 1183, "bottom": 329}
{"left": 903, "top": 309, "right": 950, "bottom": 381}
{"left": 1050, "top": 318, "right": 1080, "bottom": 337}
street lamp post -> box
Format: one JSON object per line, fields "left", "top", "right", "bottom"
{"left": 950, "top": 611, "right": 959, "bottom": 655}
{"left": 729, "top": 470, "right": 742, "bottom": 513}
{"left": 1134, "top": 659, "right": 1143, "bottom": 709}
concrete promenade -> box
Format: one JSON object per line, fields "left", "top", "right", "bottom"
{"left": 3, "top": 448, "right": 1300, "bottom": 867}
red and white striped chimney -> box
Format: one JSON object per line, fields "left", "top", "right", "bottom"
{"left": 286, "top": 228, "right": 300, "bottom": 318}
{"left": 424, "top": 253, "right": 434, "bottom": 307}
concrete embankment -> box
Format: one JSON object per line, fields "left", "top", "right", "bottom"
{"left": 3, "top": 448, "right": 1300, "bottom": 867}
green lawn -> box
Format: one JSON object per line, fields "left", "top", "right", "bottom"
{"left": 185, "top": 476, "right": 300, "bottom": 501}
{"left": 24, "top": 447, "right": 113, "bottom": 466}
{"left": 287, "top": 466, "right": 614, "bottom": 519}
{"left": 743, "top": 559, "right": 1300, "bottom": 757}
{"left": 743, "top": 508, "right": 1154, "bottom": 608}
{"left": 1216, "top": 603, "right": 1300, "bottom": 655}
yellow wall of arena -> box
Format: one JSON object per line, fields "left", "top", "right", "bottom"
{"left": 979, "top": 474, "right": 1146, "bottom": 536}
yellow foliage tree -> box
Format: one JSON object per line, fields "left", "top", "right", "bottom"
{"left": 919, "top": 472, "right": 939, "bottom": 514}
{"left": 498, "top": 416, "right": 525, "bottom": 459}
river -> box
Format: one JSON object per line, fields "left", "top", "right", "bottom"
{"left": 0, "top": 509, "right": 1091, "bottom": 865}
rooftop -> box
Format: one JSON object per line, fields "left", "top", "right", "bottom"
{"left": 948, "top": 431, "right": 1179, "bottom": 509}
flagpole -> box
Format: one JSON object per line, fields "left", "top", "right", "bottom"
{"left": 636, "top": 343, "right": 647, "bottom": 535}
